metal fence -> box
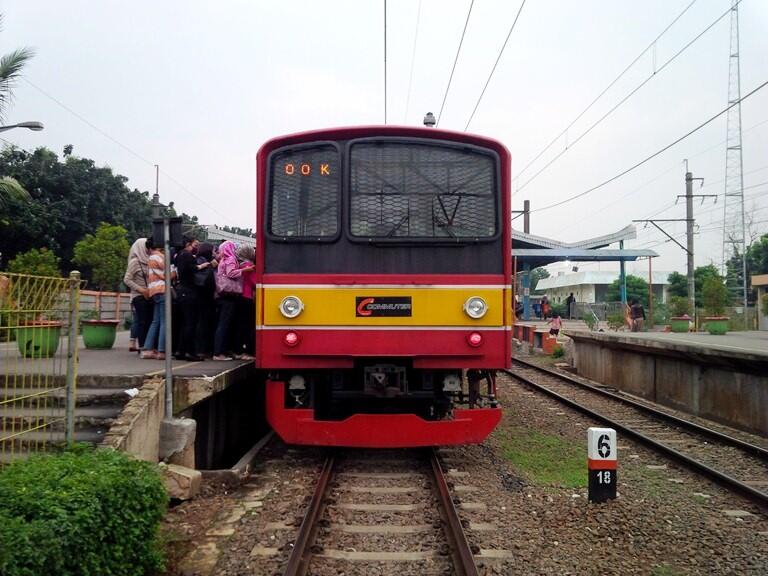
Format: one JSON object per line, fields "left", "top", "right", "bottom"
{"left": 0, "top": 271, "right": 81, "bottom": 464}
{"left": 570, "top": 302, "right": 626, "bottom": 322}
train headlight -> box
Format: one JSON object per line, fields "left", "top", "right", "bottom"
{"left": 280, "top": 296, "right": 304, "bottom": 318}
{"left": 463, "top": 296, "right": 488, "bottom": 319}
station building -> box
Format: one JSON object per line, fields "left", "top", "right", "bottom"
{"left": 536, "top": 270, "right": 672, "bottom": 305}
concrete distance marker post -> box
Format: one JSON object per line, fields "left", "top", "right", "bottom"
{"left": 588, "top": 427, "right": 617, "bottom": 503}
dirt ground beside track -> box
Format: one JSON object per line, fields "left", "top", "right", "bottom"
{"left": 162, "top": 367, "right": 768, "bottom": 576}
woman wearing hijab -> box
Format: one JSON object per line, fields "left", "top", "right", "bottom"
{"left": 235, "top": 244, "right": 257, "bottom": 361}
{"left": 213, "top": 241, "right": 254, "bottom": 360}
{"left": 123, "top": 237, "right": 153, "bottom": 352}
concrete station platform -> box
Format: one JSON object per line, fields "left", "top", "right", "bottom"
{"left": 564, "top": 329, "right": 768, "bottom": 436}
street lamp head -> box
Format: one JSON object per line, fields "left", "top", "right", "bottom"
{"left": 17, "top": 121, "right": 44, "bottom": 131}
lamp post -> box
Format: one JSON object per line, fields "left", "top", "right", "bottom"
{"left": 0, "top": 121, "right": 44, "bottom": 133}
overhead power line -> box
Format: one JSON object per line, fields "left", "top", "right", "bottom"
{"left": 531, "top": 77, "right": 768, "bottom": 214}
{"left": 436, "top": 0, "right": 475, "bottom": 127}
{"left": 463, "top": 0, "right": 526, "bottom": 131}
{"left": 517, "top": 0, "right": 736, "bottom": 193}
{"left": 21, "top": 77, "right": 230, "bottom": 220}
{"left": 403, "top": 0, "right": 422, "bottom": 123}
{"left": 515, "top": 0, "right": 700, "bottom": 182}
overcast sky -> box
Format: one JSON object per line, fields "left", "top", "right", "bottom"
{"left": 2, "top": 0, "right": 767, "bottom": 276}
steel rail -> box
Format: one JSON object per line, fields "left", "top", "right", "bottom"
{"left": 503, "top": 369, "right": 768, "bottom": 508}
{"left": 282, "top": 455, "right": 335, "bottom": 576}
{"left": 429, "top": 449, "right": 479, "bottom": 576}
{"left": 512, "top": 357, "right": 768, "bottom": 460}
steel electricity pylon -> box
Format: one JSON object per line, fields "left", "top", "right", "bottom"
{"left": 721, "top": 0, "right": 748, "bottom": 316}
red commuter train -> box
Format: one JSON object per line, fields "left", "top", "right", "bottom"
{"left": 254, "top": 125, "right": 512, "bottom": 447}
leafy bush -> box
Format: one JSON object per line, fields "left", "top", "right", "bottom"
{"left": 73, "top": 223, "right": 130, "bottom": 292}
{"left": 551, "top": 346, "right": 565, "bottom": 359}
{"left": 549, "top": 302, "right": 566, "bottom": 318}
{"left": 581, "top": 312, "right": 597, "bottom": 331}
{"left": 7, "top": 247, "right": 60, "bottom": 277}
{"left": 668, "top": 296, "right": 691, "bottom": 318}
{"left": 607, "top": 313, "right": 625, "bottom": 331}
{"left": 0, "top": 445, "right": 167, "bottom": 576}
{"left": 702, "top": 277, "right": 729, "bottom": 316}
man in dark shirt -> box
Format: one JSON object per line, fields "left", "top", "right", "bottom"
{"left": 565, "top": 292, "right": 575, "bottom": 319}
{"left": 175, "top": 236, "right": 211, "bottom": 360}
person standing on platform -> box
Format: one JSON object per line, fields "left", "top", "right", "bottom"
{"left": 235, "top": 244, "right": 257, "bottom": 361}
{"left": 194, "top": 242, "right": 217, "bottom": 358}
{"left": 565, "top": 292, "right": 575, "bottom": 319}
{"left": 541, "top": 295, "right": 550, "bottom": 319}
{"left": 175, "top": 236, "right": 211, "bottom": 361}
{"left": 141, "top": 245, "right": 172, "bottom": 359}
{"left": 630, "top": 298, "right": 646, "bottom": 332}
{"left": 213, "top": 241, "right": 253, "bottom": 361}
{"left": 124, "top": 238, "right": 153, "bottom": 352}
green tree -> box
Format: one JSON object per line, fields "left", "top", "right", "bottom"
{"left": 702, "top": 276, "right": 729, "bottom": 316}
{"left": 0, "top": 20, "right": 34, "bottom": 210}
{"left": 7, "top": 247, "right": 60, "bottom": 277}
{"left": 747, "top": 234, "right": 768, "bottom": 275}
{"left": 0, "top": 16, "right": 34, "bottom": 121}
{"left": 694, "top": 264, "right": 721, "bottom": 307}
{"left": 72, "top": 223, "right": 130, "bottom": 291}
{"left": 667, "top": 271, "right": 687, "bottom": 298}
{"left": 0, "top": 146, "right": 154, "bottom": 271}
{"left": 530, "top": 267, "right": 550, "bottom": 292}
{"left": 606, "top": 275, "right": 649, "bottom": 306}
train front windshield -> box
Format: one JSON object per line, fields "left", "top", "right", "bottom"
{"left": 349, "top": 142, "right": 497, "bottom": 240}
{"left": 268, "top": 140, "right": 498, "bottom": 242}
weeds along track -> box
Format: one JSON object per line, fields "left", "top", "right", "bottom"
{"left": 505, "top": 359, "right": 768, "bottom": 508}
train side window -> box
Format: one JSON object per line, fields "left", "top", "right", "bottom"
{"left": 269, "top": 144, "right": 341, "bottom": 240}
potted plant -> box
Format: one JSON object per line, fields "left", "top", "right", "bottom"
{"left": 73, "top": 223, "right": 130, "bottom": 349}
{"left": 668, "top": 296, "right": 692, "bottom": 333}
{"left": 702, "top": 277, "right": 730, "bottom": 335}
{"left": 4, "top": 250, "right": 66, "bottom": 358}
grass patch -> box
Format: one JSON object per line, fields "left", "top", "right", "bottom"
{"left": 500, "top": 427, "right": 586, "bottom": 488}
{"left": 651, "top": 565, "right": 682, "bottom": 576}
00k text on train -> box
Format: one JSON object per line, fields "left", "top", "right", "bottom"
{"left": 254, "top": 125, "right": 512, "bottom": 447}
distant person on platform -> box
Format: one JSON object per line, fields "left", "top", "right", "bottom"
{"left": 565, "top": 292, "right": 575, "bottom": 319}
{"left": 630, "top": 298, "right": 646, "bottom": 332}
{"left": 124, "top": 238, "right": 153, "bottom": 352}
{"left": 541, "top": 295, "right": 550, "bottom": 319}
{"left": 141, "top": 245, "right": 174, "bottom": 359}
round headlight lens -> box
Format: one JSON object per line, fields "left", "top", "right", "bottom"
{"left": 280, "top": 296, "right": 304, "bottom": 318}
{"left": 464, "top": 296, "right": 488, "bottom": 319}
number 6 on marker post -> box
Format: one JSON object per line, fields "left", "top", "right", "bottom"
{"left": 587, "top": 427, "right": 617, "bottom": 503}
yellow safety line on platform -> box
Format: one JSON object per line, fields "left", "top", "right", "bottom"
{"left": 143, "top": 361, "right": 198, "bottom": 377}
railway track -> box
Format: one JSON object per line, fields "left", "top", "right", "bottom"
{"left": 505, "top": 358, "right": 768, "bottom": 508}
{"left": 282, "top": 449, "right": 480, "bottom": 576}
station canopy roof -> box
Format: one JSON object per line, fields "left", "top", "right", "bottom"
{"left": 512, "top": 225, "right": 658, "bottom": 270}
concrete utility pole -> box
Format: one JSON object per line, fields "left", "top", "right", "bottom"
{"left": 685, "top": 171, "right": 695, "bottom": 312}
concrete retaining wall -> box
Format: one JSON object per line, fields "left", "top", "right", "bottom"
{"left": 102, "top": 378, "right": 165, "bottom": 461}
{"left": 572, "top": 335, "right": 768, "bottom": 436}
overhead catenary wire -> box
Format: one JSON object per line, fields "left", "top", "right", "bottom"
{"left": 561, "top": 116, "right": 768, "bottom": 233}
{"left": 530, "top": 78, "right": 768, "bottom": 214}
{"left": 436, "top": 0, "right": 475, "bottom": 127}
{"left": 21, "top": 79, "right": 232, "bottom": 222}
{"left": 403, "top": 0, "right": 422, "bottom": 123}
{"left": 514, "top": 0, "right": 701, "bottom": 182}
{"left": 517, "top": 0, "right": 738, "bottom": 193}
{"left": 463, "top": 0, "right": 526, "bottom": 131}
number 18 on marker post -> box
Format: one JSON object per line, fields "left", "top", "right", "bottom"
{"left": 587, "top": 427, "right": 617, "bottom": 503}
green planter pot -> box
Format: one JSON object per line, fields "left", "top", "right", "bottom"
{"left": 704, "top": 316, "right": 729, "bottom": 336}
{"left": 670, "top": 316, "right": 691, "bottom": 333}
{"left": 82, "top": 320, "right": 120, "bottom": 349}
{"left": 16, "top": 321, "right": 62, "bottom": 358}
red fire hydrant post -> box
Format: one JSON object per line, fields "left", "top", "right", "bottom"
{"left": 587, "top": 427, "right": 617, "bottom": 503}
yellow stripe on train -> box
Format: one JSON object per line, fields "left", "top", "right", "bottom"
{"left": 261, "top": 287, "right": 506, "bottom": 326}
